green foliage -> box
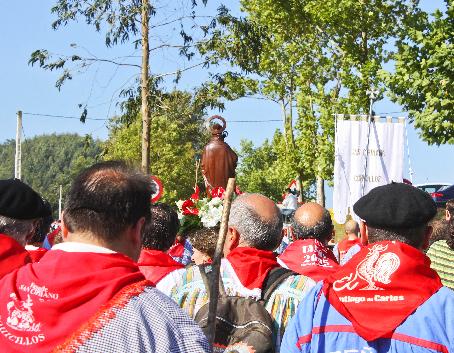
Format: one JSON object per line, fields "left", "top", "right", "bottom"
{"left": 197, "top": 0, "right": 425, "bottom": 197}
{"left": 383, "top": 2, "right": 454, "bottom": 145}
{"left": 0, "top": 134, "right": 102, "bottom": 216}
{"left": 103, "top": 89, "right": 212, "bottom": 202}
{"left": 236, "top": 134, "right": 314, "bottom": 201}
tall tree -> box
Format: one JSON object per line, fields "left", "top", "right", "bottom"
{"left": 141, "top": 0, "right": 151, "bottom": 172}
{"left": 29, "top": 0, "right": 209, "bottom": 173}
{"left": 384, "top": 1, "right": 453, "bottom": 145}
{"left": 197, "top": 0, "right": 422, "bottom": 204}
{"left": 103, "top": 88, "right": 220, "bottom": 201}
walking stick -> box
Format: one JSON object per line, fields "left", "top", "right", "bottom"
{"left": 206, "top": 177, "right": 236, "bottom": 347}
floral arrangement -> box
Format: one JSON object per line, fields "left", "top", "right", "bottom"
{"left": 176, "top": 185, "right": 242, "bottom": 235}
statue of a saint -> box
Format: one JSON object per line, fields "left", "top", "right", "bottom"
{"left": 201, "top": 116, "right": 238, "bottom": 192}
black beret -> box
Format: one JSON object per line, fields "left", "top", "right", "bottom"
{"left": 353, "top": 182, "right": 437, "bottom": 228}
{"left": 0, "top": 179, "right": 52, "bottom": 220}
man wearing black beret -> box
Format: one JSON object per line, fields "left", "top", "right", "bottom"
{"left": 0, "top": 178, "right": 51, "bottom": 278}
{"left": 282, "top": 182, "right": 454, "bottom": 353}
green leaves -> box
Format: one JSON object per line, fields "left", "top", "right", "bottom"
{"left": 103, "top": 89, "right": 214, "bottom": 203}
{"left": 0, "top": 134, "right": 102, "bottom": 216}
{"left": 384, "top": 2, "right": 453, "bottom": 145}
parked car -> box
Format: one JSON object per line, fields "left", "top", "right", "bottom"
{"left": 415, "top": 183, "right": 451, "bottom": 194}
{"left": 430, "top": 184, "right": 454, "bottom": 208}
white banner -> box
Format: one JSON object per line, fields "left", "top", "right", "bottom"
{"left": 333, "top": 119, "right": 404, "bottom": 224}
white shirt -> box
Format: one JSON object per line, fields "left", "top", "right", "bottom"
{"left": 282, "top": 193, "right": 298, "bottom": 210}
{"left": 52, "top": 242, "right": 116, "bottom": 254}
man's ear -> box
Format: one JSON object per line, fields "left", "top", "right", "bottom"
{"left": 61, "top": 215, "right": 70, "bottom": 241}
{"left": 360, "top": 221, "right": 368, "bottom": 245}
{"left": 421, "top": 225, "right": 433, "bottom": 250}
{"left": 24, "top": 219, "right": 40, "bottom": 245}
{"left": 446, "top": 210, "right": 452, "bottom": 222}
{"left": 130, "top": 217, "right": 145, "bottom": 248}
{"left": 223, "top": 226, "right": 240, "bottom": 256}
{"left": 124, "top": 217, "right": 146, "bottom": 262}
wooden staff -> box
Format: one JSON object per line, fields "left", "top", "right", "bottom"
{"left": 206, "top": 177, "right": 236, "bottom": 347}
{"left": 194, "top": 157, "right": 200, "bottom": 190}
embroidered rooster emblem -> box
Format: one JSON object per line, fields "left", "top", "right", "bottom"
{"left": 333, "top": 244, "right": 400, "bottom": 291}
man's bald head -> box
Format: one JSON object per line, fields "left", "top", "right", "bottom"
{"left": 344, "top": 219, "right": 359, "bottom": 236}
{"left": 228, "top": 193, "right": 283, "bottom": 250}
{"left": 292, "top": 202, "right": 333, "bottom": 243}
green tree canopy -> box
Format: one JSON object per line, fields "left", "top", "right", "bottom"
{"left": 0, "top": 134, "right": 102, "bottom": 216}
{"left": 103, "top": 89, "right": 215, "bottom": 202}
{"left": 384, "top": 1, "right": 453, "bottom": 145}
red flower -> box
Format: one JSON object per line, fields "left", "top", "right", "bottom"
{"left": 211, "top": 186, "right": 225, "bottom": 199}
{"left": 181, "top": 199, "right": 199, "bottom": 215}
{"left": 191, "top": 185, "right": 200, "bottom": 201}
{"left": 235, "top": 185, "right": 244, "bottom": 195}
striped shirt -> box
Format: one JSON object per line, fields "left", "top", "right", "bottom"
{"left": 169, "top": 259, "right": 315, "bottom": 352}
{"left": 427, "top": 240, "right": 454, "bottom": 290}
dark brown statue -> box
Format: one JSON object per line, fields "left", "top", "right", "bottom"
{"left": 201, "top": 115, "right": 238, "bottom": 192}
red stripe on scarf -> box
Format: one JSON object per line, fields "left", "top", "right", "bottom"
{"left": 296, "top": 325, "right": 449, "bottom": 353}
{"left": 323, "top": 241, "right": 442, "bottom": 341}
{"left": 0, "top": 249, "right": 146, "bottom": 352}
{"left": 278, "top": 239, "right": 339, "bottom": 282}
{"left": 0, "top": 234, "right": 31, "bottom": 279}
{"left": 226, "top": 247, "right": 279, "bottom": 290}
{"left": 138, "top": 249, "right": 184, "bottom": 284}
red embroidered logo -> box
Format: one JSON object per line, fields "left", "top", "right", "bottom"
{"left": 333, "top": 244, "right": 400, "bottom": 291}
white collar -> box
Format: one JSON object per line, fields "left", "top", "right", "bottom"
{"left": 52, "top": 242, "right": 116, "bottom": 254}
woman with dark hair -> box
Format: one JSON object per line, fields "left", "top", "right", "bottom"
{"left": 188, "top": 227, "right": 218, "bottom": 265}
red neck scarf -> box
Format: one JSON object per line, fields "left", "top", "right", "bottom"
{"left": 323, "top": 241, "right": 442, "bottom": 341}
{"left": 278, "top": 239, "right": 339, "bottom": 282}
{"left": 167, "top": 239, "right": 185, "bottom": 258}
{"left": 0, "top": 249, "right": 148, "bottom": 352}
{"left": 138, "top": 249, "right": 184, "bottom": 285}
{"left": 27, "top": 248, "right": 47, "bottom": 263}
{"left": 338, "top": 238, "right": 361, "bottom": 259}
{"left": 226, "top": 247, "right": 279, "bottom": 290}
{"left": 0, "top": 234, "right": 31, "bottom": 279}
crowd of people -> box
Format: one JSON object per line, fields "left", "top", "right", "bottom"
{"left": 0, "top": 161, "right": 452, "bottom": 352}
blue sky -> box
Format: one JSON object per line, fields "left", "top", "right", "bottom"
{"left": 0, "top": 0, "right": 452, "bottom": 207}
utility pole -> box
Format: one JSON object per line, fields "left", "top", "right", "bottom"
{"left": 58, "top": 185, "right": 63, "bottom": 220}
{"left": 14, "top": 110, "right": 22, "bottom": 180}
{"left": 140, "top": 0, "right": 151, "bottom": 173}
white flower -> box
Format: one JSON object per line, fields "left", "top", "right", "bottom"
{"left": 208, "top": 197, "right": 223, "bottom": 207}
{"left": 199, "top": 198, "right": 223, "bottom": 228}
{"left": 175, "top": 200, "right": 184, "bottom": 210}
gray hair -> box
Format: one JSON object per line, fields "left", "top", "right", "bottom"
{"left": 292, "top": 208, "right": 333, "bottom": 242}
{"left": 228, "top": 195, "right": 283, "bottom": 251}
{"left": 367, "top": 225, "right": 427, "bottom": 249}
{"left": 0, "top": 215, "right": 36, "bottom": 245}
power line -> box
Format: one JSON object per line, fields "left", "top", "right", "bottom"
{"left": 23, "top": 112, "right": 282, "bottom": 123}
{"left": 22, "top": 112, "right": 108, "bottom": 121}
{"left": 229, "top": 119, "right": 281, "bottom": 123}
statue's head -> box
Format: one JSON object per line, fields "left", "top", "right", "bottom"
{"left": 207, "top": 115, "right": 227, "bottom": 138}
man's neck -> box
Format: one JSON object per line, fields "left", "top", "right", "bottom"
{"left": 347, "top": 233, "right": 359, "bottom": 241}
{"left": 64, "top": 233, "right": 137, "bottom": 260}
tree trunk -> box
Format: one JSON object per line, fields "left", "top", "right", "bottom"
{"left": 316, "top": 176, "right": 325, "bottom": 207}
{"left": 140, "top": 0, "right": 151, "bottom": 173}
{"left": 296, "top": 174, "right": 303, "bottom": 203}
